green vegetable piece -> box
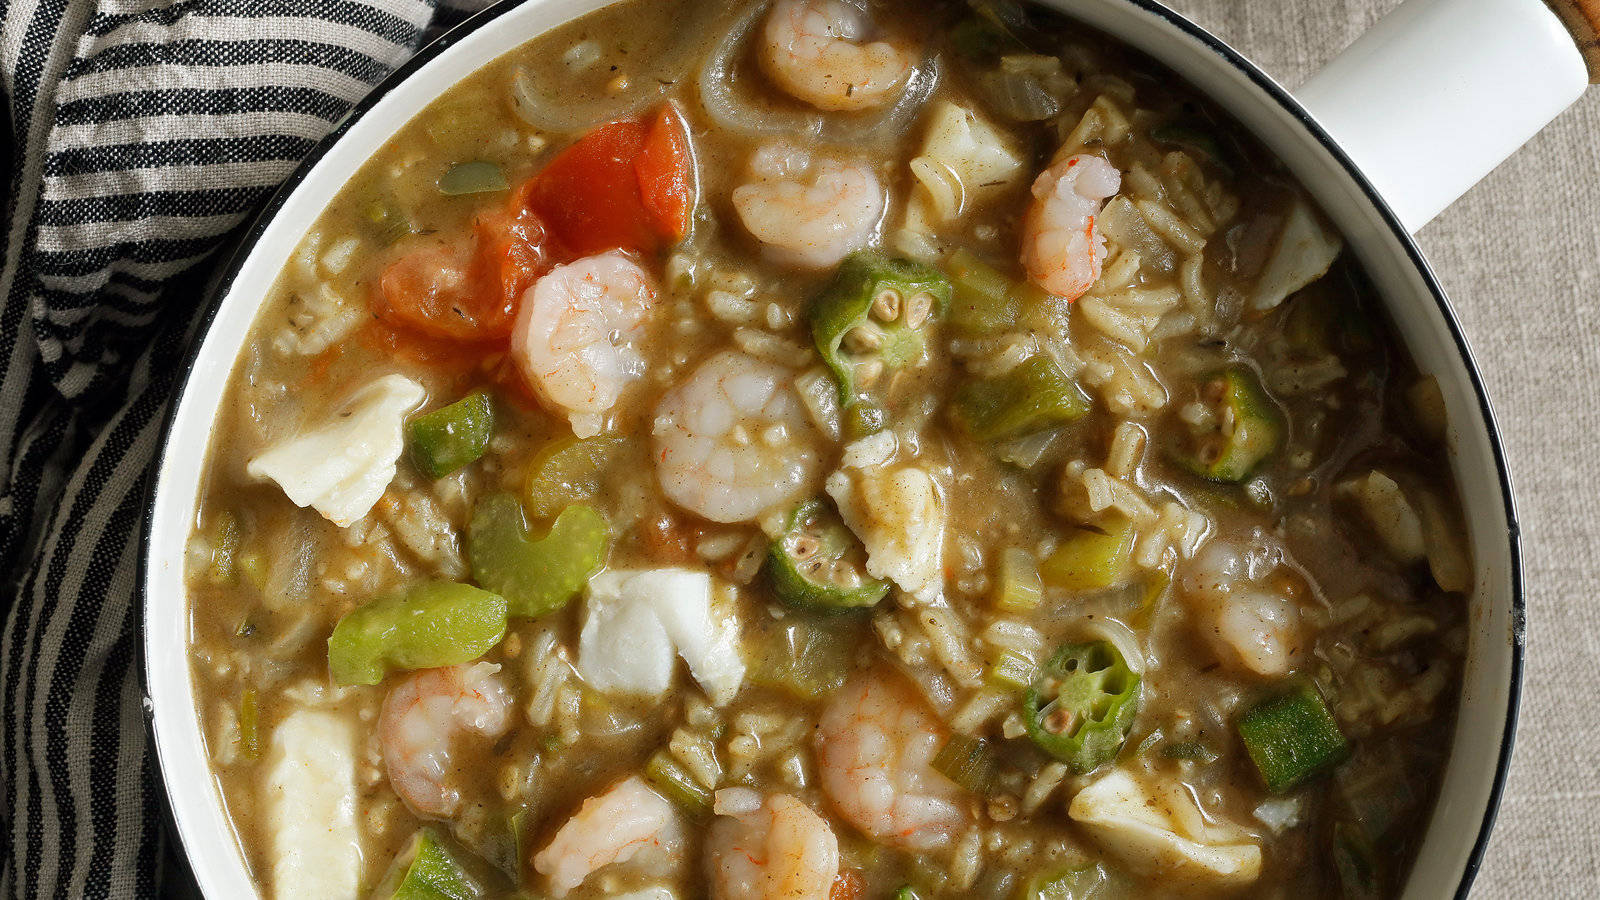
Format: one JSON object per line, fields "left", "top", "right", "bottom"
{"left": 382, "top": 829, "right": 482, "bottom": 900}
{"left": 238, "top": 689, "right": 260, "bottom": 761}
{"left": 768, "top": 499, "right": 889, "bottom": 612}
{"left": 1022, "top": 863, "right": 1116, "bottom": 900}
{"left": 953, "top": 354, "right": 1090, "bottom": 442}
{"left": 469, "top": 495, "right": 608, "bottom": 619}
{"left": 1236, "top": 681, "right": 1350, "bottom": 792}
{"left": 523, "top": 434, "right": 626, "bottom": 519}
{"left": 1151, "top": 123, "right": 1232, "bottom": 174}
{"left": 751, "top": 619, "right": 857, "bottom": 700}
{"left": 892, "top": 887, "right": 925, "bottom": 900}
{"left": 366, "top": 200, "right": 414, "bottom": 244}
{"left": 932, "top": 732, "right": 999, "bottom": 793}
{"left": 327, "top": 582, "right": 508, "bottom": 686}
{"left": 946, "top": 248, "right": 1056, "bottom": 335}
{"left": 1174, "top": 367, "right": 1282, "bottom": 483}
{"left": 1024, "top": 640, "right": 1141, "bottom": 773}
{"left": 644, "top": 750, "right": 713, "bottom": 818}
{"left": 1160, "top": 740, "right": 1219, "bottom": 764}
{"left": 1331, "top": 820, "right": 1382, "bottom": 900}
{"left": 438, "top": 161, "right": 509, "bottom": 196}
{"left": 208, "top": 511, "right": 242, "bottom": 583}
{"left": 1040, "top": 518, "right": 1136, "bottom": 592}
{"left": 994, "top": 546, "right": 1043, "bottom": 612}
{"left": 809, "top": 250, "right": 952, "bottom": 404}
{"left": 409, "top": 391, "right": 495, "bottom": 479}
{"left": 986, "top": 647, "right": 1039, "bottom": 693}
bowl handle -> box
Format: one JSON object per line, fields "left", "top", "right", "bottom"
{"left": 1295, "top": 0, "right": 1591, "bottom": 233}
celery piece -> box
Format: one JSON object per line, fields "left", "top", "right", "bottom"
{"left": 994, "top": 546, "right": 1043, "bottom": 612}
{"left": 644, "top": 750, "right": 712, "bottom": 818}
{"left": 523, "top": 434, "right": 626, "bottom": 519}
{"left": 987, "top": 648, "right": 1039, "bottom": 693}
{"left": 327, "top": 582, "right": 508, "bottom": 686}
{"left": 408, "top": 391, "right": 495, "bottom": 479}
{"left": 932, "top": 733, "right": 999, "bottom": 793}
{"left": 438, "top": 161, "right": 508, "bottom": 196}
{"left": 953, "top": 354, "right": 1089, "bottom": 442}
{"left": 1040, "top": 518, "right": 1136, "bottom": 593}
{"left": 468, "top": 495, "right": 608, "bottom": 619}
{"left": 752, "top": 620, "right": 856, "bottom": 700}
{"left": 238, "top": 689, "right": 260, "bottom": 761}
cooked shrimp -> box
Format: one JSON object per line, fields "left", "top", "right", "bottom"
{"left": 760, "top": 0, "right": 914, "bottom": 111}
{"left": 732, "top": 144, "right": 884, "bottom": 269}
{"left": 378, "top": 662, "right": 512, "bottom": 819}
{"left": 1180, "top": 540, "right": 1306, "bottom": 677}
{"left": 707, "top": 789, "right": 839, "bottom": 900}
{"left": 815, "top": 668, "right": 968, "bottom": 850}
{"left": 534, "top": 776, "right": 684, "bottom": 898}
{"left": 653, "top": 350, "right": 821, "bottom": 523}
{"left": 511, "top": 250, "right": 658, "bottom": 438}
{"left": 1021, "top": 152, "right": 1122, "bottom": 301}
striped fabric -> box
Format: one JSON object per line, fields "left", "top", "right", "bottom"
{"left": 0, "top": 1, "right": 489, "bottom": 896}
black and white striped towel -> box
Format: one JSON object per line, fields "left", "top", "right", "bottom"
{"left": 0, "top": 2, "right": 489, "bottom": 896}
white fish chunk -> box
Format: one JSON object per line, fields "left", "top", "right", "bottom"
{"left": 264, "top": 707, "right": 362, "bottom": 900}
{"left": 1248, "top": 198, "right": 1342, "bottom": 311}
{"left": 1069, "top": 768, "right": 1262, "bottom": 887}
{"left": 826, "top": 434, "right": 945, "bottom": 603}
{"left": 247, "top": 373, "right": 425, "bottom": 527}
{"left": 906, "top": 100, "right": 1025, "bottom": 227}
{"left": 578, "top": 568, "right": 746, "bottom": 705}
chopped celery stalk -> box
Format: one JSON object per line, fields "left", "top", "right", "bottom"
{"left": 469, "top": 495, "right": 608, "bottom": 619}
{"left": 644, "top": 750, "right": 713, "bottom": 818}
{"left": 438, "top": 161, "right": 508, "bottom": 196}
{"left": 987, "top": 648, "right": 1039, "bottom": 693}
{"left": 1160, "top": 740, "right": 1219, "bottom": 764}
{"left": 327, "top": 581, "right": 508, "bottom": 686}
{"left": 953, "top": 354, "right": 1089, "bottom": 442}
{"left": 1331, "top": 820, "right": 1382, "bottom": 900}
{"left": 238, "top": 689, "right": 260, "bottom": 760}
{"left": 382, "top": 829, "right": 483, "bottom": 900}
{"left": 366, "top": 201, "right": 413, "bottom": 244}
{"left": 1237, "top": 682, "right": 1350, "bottom": 792}
{"left": 768, "top": 499, "right": 889, "bottom": 612}
{"left": 809, "top": 250, "right": 952, "bottom": 404}
{"left": 752, "top": 620, "right": 856, "bottom": 700}
{"left": 523, "top": 434, "right": 626, "bottom": 518}
{"left": 1040, "top": 518, "right": 1136, "bottom": 593}
{"left": 408, "top": 391, "right": 495, "bottom": 479}
{"left": 994, "top": 546, "right": 1043, "bottom": 612}
{"left": 1150, "top": 123, "right": 1232, "bottom": 174}
{"left": 1024, "top": 640, "right": 1141, "bottom": 773}
{"left": 1173, "top": 367, "right": 1283, "bottom": 483}
{"left": 209, "top": 511, "right": 242, "bottom": 583}
{"left": 237, "top": 550, "right": 267, "bottom": 591}
{"left": 932, "top": 733, "right": 998, "bottom": 793}
{"left": 1023, "top": 863, "right": 1115, "bottom": 900}
{"left": 948, "top": 249, "right": 1023, "bottom": 334}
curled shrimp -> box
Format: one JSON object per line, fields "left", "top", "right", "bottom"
{"left": 707, "top": 788, "right": 839, "bottom": 900}
{"left": 732, "top": 144, "right": 885, "bottom": 270}
{"left": 1180, "top": 539, "right": 1307, "bottom": 677}
{"left": 1021, "top": 152, "right": 1121, "bottom": 301}
{"left": 760, "top": 0, "right": 915, "bottom": 111}
{"left": 533, "top": 776, "right": 684, "bottom": 897}
{"left": 378, "top": 662, "right": 512, "bottom": 819}
{"left": 815, "top": 668, "right": 968, "bottom": 850}
{"left": 511, "top": 250, "right": 658, "bottom": 438}
{"left": 653, "top": 350, "right": 821, "bottom": 523}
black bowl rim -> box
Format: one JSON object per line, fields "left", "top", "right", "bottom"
{"left": 137, "top": 0, "right": 1525, "bottom": 895}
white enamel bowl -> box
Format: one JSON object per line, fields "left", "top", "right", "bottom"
{"left": 145, "top": 0, "right": 1586, "bottom": 895}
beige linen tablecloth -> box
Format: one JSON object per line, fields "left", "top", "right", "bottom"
{"left": 1162, "top": 0, "right": 1600, "bottom": 893}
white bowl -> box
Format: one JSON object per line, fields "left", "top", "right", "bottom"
{"left": 141, "top": 1, "right": 1526, "bottom": 896}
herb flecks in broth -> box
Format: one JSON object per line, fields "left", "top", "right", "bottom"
{"left": 185, "top": 0, "right": 1470, "bottom": 897}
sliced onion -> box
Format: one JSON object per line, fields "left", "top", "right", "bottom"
{"left": 977, "top": 69, "right": 1060, "bottom": 122}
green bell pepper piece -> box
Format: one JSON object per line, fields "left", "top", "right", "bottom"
{"left": 523, "top": 434, "right": 626, "bottom": 519}
{"left": 1236, "top": 681, "right": 1350, "bottom": 792}
{"left": 327, "top": 582, "right": 507, "bottom": 686}
{"left": 468, "top": 494, "right": 608, "bottom": 619}
{"left": 768, "top": 499, "right": 889, "bottom": 612}
{"left": 809, "top": 250, "right": 952, "bottom": 404}
{"left": 750, "top": 619, "right": 857, "bottom": 700}
{"left": 408, "top": 391, "right": 495, "bottom": 479}
{"left": 382, "top": 829, "right": 482, "bottom": 900}
{"left": 1040, "top": 517, "right": 1136, "bottom": 592}
{"left": 1173, "top": 367, "right": 1282, "bottom": 483}
{"left": 953, "top": 354, "right": 1090, "bottom": 442}
{"left": 1024, "top": 640, "right": 1141, "bottom": 773}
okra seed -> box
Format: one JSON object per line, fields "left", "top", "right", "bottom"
{"left": 870, "top": 288, "right": 902, "bottom": 322}
{"left": 843, "top": 325, "right": 883, "bottom": 354}
{"left": 906, "top": 291, "right": 935, "bottom": 328}
{"left": 791, "top": 534, "right": 821, "bottom": 559}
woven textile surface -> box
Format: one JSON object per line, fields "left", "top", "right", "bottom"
{"left": 0, "top": 0, "right": 1593, "bottom": 896}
